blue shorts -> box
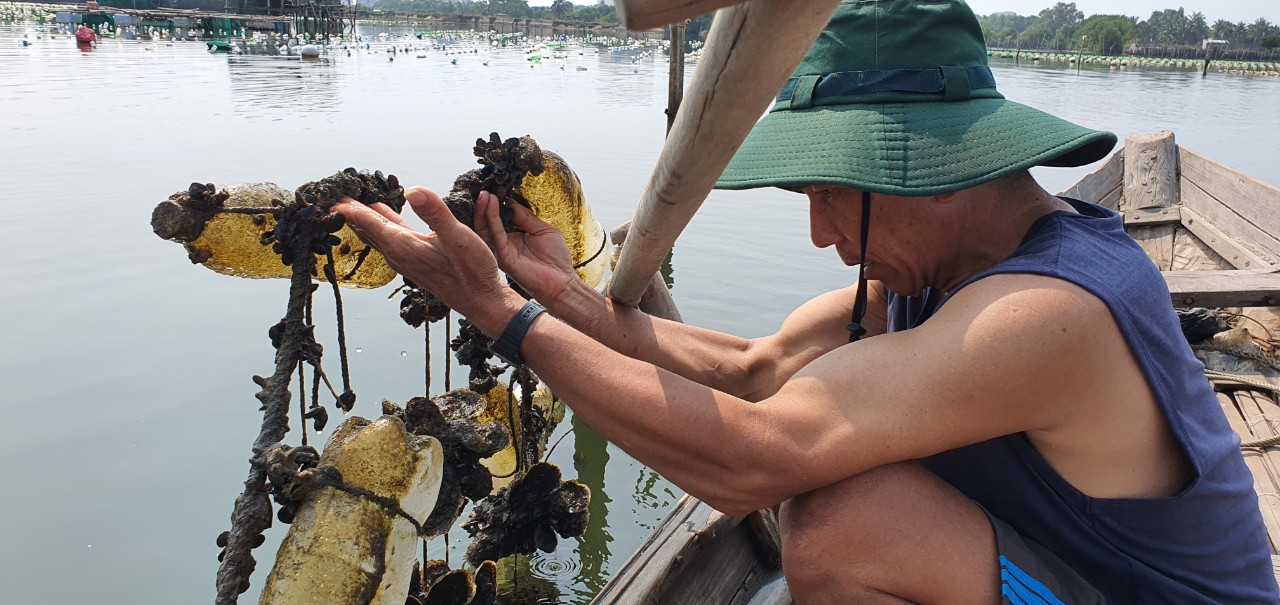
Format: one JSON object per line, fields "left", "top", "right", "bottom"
{"left": 984, "top": 508, "right": 1107, "bottom": 605}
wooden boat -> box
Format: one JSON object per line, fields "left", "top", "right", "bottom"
{"left": 591, "top": 132, "right": 1280, "bottom": 604}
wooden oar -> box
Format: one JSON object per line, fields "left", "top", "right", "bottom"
{"left": 606, "top": 0, "right": 841, "bottom": 306}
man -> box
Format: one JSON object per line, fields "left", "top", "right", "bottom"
{"left": 337, "top": 1, "right": 1278, "bottom": 602}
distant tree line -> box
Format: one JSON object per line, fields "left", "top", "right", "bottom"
{"left": 367, "top": 0, "right": 620, "bottom": 24}
{"left": 979, "top": 3, "right": 1280, "bottom": 56}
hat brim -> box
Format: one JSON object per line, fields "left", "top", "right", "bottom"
{"left": 714, "top": 98, "right": 1117, "bottom": 197}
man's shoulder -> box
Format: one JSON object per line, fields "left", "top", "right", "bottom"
{"left": 939, "top": 272, "right": 1111, "bottom": 330}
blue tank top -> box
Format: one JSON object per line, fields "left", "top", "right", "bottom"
{"left": 887, "top": 199, "right": 1278, "bottom": 603}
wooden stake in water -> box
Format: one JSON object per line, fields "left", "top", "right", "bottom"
{"left": 667, "top": 20, "right": 685, "bottom": 136}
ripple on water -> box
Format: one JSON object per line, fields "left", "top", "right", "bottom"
{"left": 528, "top": 550, "right": 582, "bottom": 582}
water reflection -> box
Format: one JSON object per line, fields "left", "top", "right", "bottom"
{"left": 226, "top": 55, "right": 340, "bottom": 116}
{"left": 571, "top": 415, "right": 613, "bottom": 600}
{"left": 498, "top": 553, "right": 564, "bottom": 603}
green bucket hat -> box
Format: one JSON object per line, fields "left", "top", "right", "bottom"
{"left": 714, "top": 0, "right": 1117, "bottom": 197}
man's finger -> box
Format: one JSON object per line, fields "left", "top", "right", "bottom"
{"left": 509, "top": 199, "right": 554, "bottom": 234}
{"left": 334, "top": 200, "right": 402, "bottom": 248}
{"left": 366, "top": 199, "right": 409, "bottom": 228}
{"left": 480, "top": 192, "right": 510, "bottom": 252}
{"left": 404, "top": 186, "right": 456, "bottom": 233}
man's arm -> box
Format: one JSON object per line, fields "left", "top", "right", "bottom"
{"left": 508, "top": 274, "right": 1113, "bottom": 516}
{"left": 473, "top": 190, "right": 888, "bottom": 400}
{"left": 549, "top": 277, "right": 888, "bottom": 401}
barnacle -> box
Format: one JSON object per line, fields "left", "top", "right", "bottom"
{"left": 441, "top": 133, "right": 607, "bottom": 288}
{"left": 294, "top": 167, "right": 405, "bottom": 214}
{"left": 444, "top": 132, "right": 544, "bottom": 229}
{"left": 399, "top": 391, "right": 511, "bottom": 537}
{"left": 450, "top": 319, "right": 504, "bottom": 394}
{"left": 404, "top": 560, "right": 497, "bottom": 605}
{"left": 461, "top": 462, "right": 590, "bottom": 566}
{"left": 302, "top": 405, "right": 328, "bottom": 432}
{"left": 262, "top": 443, "right": 328, "bottom": 524}
{"left": 399, "top": 278, "right": 451, "bottom": 328}
{"left": 260, "top": 203, "right": 344, "bottom": 268}
{"left": 151, "top": 182, "right": 229, "bottom": 242}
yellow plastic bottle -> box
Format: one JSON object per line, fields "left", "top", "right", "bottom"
{"left": 514, "top": 151, "right": 609, "bottom": 289}
{"left": 151, "top": 182, "right": 398, "bottom": 288}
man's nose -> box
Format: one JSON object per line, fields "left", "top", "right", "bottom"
{"left": 808, "top": 198, "right": 838, "bottom": 249}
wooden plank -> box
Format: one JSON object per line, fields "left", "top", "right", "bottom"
{"left": 607, "top": 0, "right": 841, "bottom": 305}
{"left": 1162, "top": 271, "right": 1280, "bottom": 308}
{"left": 1234, "top": 389, "right": 1280, "bottom": 556}
{"left": 1058, "top": 149, "right": 1123, "bottom": 205}
{"left": 726, "top": 560, "right": 780, "bottom": 605}
{"left": 1132, "top": 225, "right": 1176, "bottom": 271}
{"left": 1180, "top": 146, "right": 1280, "bottom": 247}
{"left": 1217, "top": 392, "right": 1280, "bottom": 553}
{"left": 745, "top": 507, "right": 782, "bottom": 569}
{"left": 1180, "top": 176, "right": 1280, "bottom": 271}
{"left": 590, "top": 496, "right": 725, "bottom": 602}
{"left": 742, "top": 571, "right": 792, "bottom": 605}
{"left": 663, "top": 521, "right": 766, "bottom": 605}
{"left": 592, "top": 496, "right": 746, "bottom": 604}
{"left": 1122, "top": 207, "right": 1181, "bottom": 227}
{"left": 1180, "top": 205, "right": 1277, "bottom": 272}
{"left": 1122, "top": 131, "right": 1179, "bottom": 211}
{"left": 1098, "top": 184, "right": 1122, "bottom": 211}
{"left": 1171, "top": 226, "right": 1233, "bottom": 272}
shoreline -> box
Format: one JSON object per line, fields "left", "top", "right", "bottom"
{"left": 1, "top": 0, "right": 661, "bottom": 41}
{"left": 988, "top": 47, "right": 1280, "bottom": 77}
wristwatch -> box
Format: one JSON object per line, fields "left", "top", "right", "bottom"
{"left": 488, "top": 301, "right": 546, "bottom": 367}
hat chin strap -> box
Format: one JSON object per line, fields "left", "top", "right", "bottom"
{"left": 848, "top": 191, "right": 872, "bottom": 343}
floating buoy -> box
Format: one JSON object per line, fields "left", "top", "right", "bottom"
{"left": 300, "top": 44, "right": 319, "bottom": 58}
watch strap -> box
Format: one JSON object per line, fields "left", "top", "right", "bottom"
{"left": 489, "top": 301, "right": 546, "bottom": 366}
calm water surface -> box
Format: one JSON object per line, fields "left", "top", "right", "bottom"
{"left": 1, "top": 24, "right": 1278, "bottom": 605}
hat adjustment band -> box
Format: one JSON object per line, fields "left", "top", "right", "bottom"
{"left": 776, "top": 65, "right": 995, "bottom": 106}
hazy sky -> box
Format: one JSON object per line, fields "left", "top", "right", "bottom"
{"left": 527, "top": 1, "right": 1275, "bottom": 25}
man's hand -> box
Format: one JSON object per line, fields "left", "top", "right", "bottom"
{"left": 334, "top": 187, "right": 523, "bottom": 337}
{"left": 473, "top": 191, "right": 579, "bottom": 302}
